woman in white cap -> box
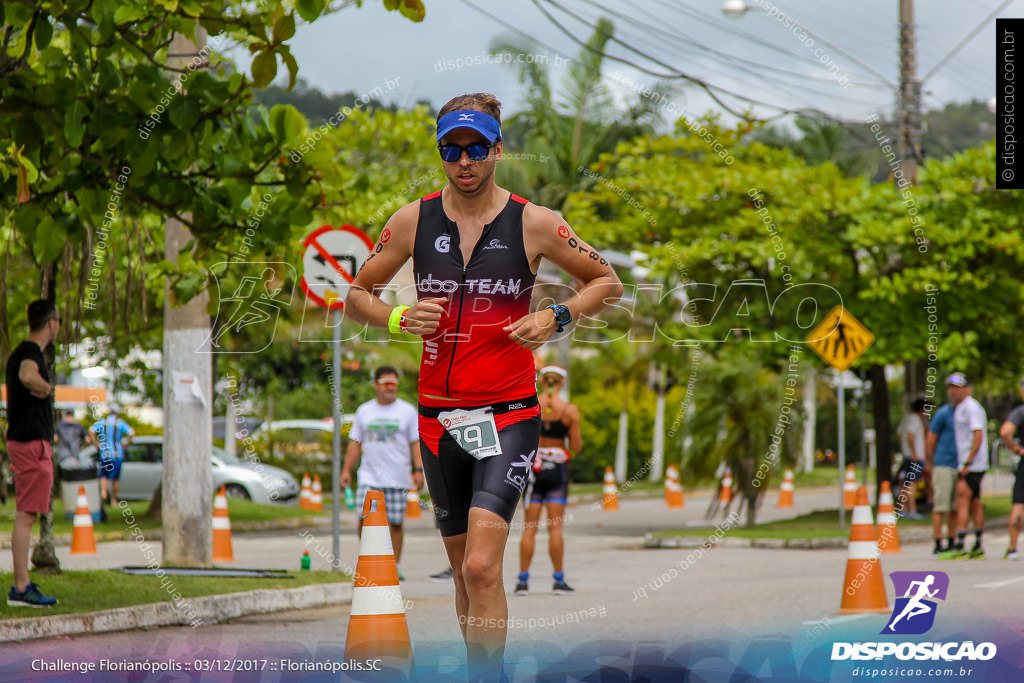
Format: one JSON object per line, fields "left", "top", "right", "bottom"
{"left": 516, "top": 365, "right": 581, "bottom": 595}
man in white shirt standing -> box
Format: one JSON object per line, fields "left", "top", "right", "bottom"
{"left": 946, "top": 372, "right": 989, "bottom": 559}
{"left": 341, "top": 366, "right": 424, "bottom": 573}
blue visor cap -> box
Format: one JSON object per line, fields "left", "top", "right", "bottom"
{"left": 436, "top": 110, "right": 502, "bottom": 143}
{"left": 946, "top": 372, "right": 968, "bottom": 387}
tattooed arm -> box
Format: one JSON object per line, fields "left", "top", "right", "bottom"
{"left": 504, "top": 204, "right": 622, "bottom": 350}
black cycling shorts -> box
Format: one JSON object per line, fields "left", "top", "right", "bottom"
{"left": 419, "top": 405, "right": 540, "bottom": 537}
{"left": 964, "top": 471, "right": 984, "bottom": 501}
{"left": 530, "top": 460, "right": 569, "bottom": 505}
{"left": 1014, "top": 463, "right": 1024, "bottom": 505}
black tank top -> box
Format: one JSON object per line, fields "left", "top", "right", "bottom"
{"left": 413, "top": 190, "right": 538, "bottom": 404}
{"left": 540, "top": 418, "right": 569, "bottom": 440}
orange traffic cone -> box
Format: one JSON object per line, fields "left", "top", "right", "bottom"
{"left": 876, "top": 481, "right": 901, "bottom": 554}
{"left": 299, "top": 473, "right": 312, "bottom": 511}
{"left": 838, "top": 486, "right": 889, "bottom": 614}
{"left": 777, "top": 468, "right": 795, "bottom": 508}
{"left": 344, "top": 490, "right": 414, "bottom": 671}
{"left": 212, "top": 485, "right": 234, "bottom": 562}
{"left": 405, "top": 487, "right": 422, "bottom": 520}
{"left": 719, "top": 468, "right": 733, "bottom": 505}
{"left": 602, "top": 466, "right": 619, "bottom": 511}
{"left": 311, "top": 475, "right": 323, "bottom": 512}
{"left": 665, "top": 465, "right": 684, "bottom": 509}
{"left": 843, "top": 465, "right": 857, "bottom": 510}
{"left": 70, "top": 485, "right": 97, "bottom": 555}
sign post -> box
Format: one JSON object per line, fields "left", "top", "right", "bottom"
{"left": 300, "top": 225, "right": 373, "bottom": 572}
{"left": 807, "top": 306, "right": 875, "bottom": 531}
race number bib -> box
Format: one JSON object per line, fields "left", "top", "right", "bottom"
{"left": 437, "top": 407, "right": 502, "bottom": 460}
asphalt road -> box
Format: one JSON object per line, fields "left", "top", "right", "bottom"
{"left": 1, "top": 478, "right": 1021, "bottom": 681}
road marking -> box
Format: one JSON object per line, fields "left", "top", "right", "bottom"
{"left": 974, "top": 576, "right": 1024, "bottom": 589}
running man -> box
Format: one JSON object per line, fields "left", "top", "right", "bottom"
{"left": 516, "top": 365, "right": 582, "bottom": 596}
{"left": 998, "top": 376, "right": 1024, "bottom": 560}
{"left": 886, "top": 574, "right": 939, "bottom": 632}
{"left": 89, "top": 405, "right": 134, "bottom": 506}
{"left": 345, "top": 92, "right": 622, "bottom": 679}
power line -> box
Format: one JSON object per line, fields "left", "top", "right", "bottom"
{"left": 613, "top": 0, "right": 890, "bottom": 92}
{"left": 532, "top": 0, "right": 847, "bottom": 122}
{"left": 662, "top": 0, "right": 895, "bottom": 88}
{"left": 923, "top": 0, "right": 1014, "bottom": 82}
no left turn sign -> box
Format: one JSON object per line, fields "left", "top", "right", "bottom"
{"left": 299, "top": 225, "right": 373, "bottom": 310}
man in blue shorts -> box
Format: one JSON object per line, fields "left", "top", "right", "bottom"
{"left": 346, "top": 92, "right": 621, "bottom": 679}
{"left": 89, "top": 405, "right": 133, "bottom": 506}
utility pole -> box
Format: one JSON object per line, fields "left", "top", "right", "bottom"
{"left": 162, "top": 29, "right": 213, "bottom": 567}
{"left": 900, "top": 1, "right": 927, "bottom": 407}
{"left": 898, "top": 0, "right": 923, "bottom": 185}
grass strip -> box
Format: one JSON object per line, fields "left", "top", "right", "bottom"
{"left": 0, "top": 569, "right": 348, "bottom": 619}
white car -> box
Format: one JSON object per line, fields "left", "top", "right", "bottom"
{"left": 253, "top": 418, "right": 351, "bottom": 461}
{"left": 78, "top": 436, "right": 299, "bottom": 503}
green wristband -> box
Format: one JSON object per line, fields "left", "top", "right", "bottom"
{"left": 388, "top": 305, "right": 411, "bottom": 334}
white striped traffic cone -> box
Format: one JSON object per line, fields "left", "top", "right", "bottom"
{"left": 405, "top": 487, "right": 422, "bottom": 520}
{"left": 838, "top": 485, "right": 889, "bottom": 613}
{"left": 311, "top": 475, "right": 323, "bottom": 512}
{"left": 876, "top": 481, "right": 901, "bottom": 554}
{"left": 777, "top": 468, "right": 795, "bottom": 508}
{"left": 843, "top": 465, "right": 857, "bottom": 510}
{"left": 299, "top": 473, "right": 312, "bottom": 510}
{"left": 719, "top": 468, "right": 733, "bottom": 505}
{"left": 602, "top": 466, "right": 619, "bottom": 511}
{"left": 344, "top": 490, "right": 414, "bottom": 672}
{"left": 212, "top": 485, "right": 234, "bottom": 562}
{"left": 665, "top": 465, "right": 684, "bottom": 509}
{"left": 70, "top": 485, "right": 97, "bottom": 555}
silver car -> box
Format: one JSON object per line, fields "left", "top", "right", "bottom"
{"left": 79, "top": 436, "right": 299, "bottom": 503}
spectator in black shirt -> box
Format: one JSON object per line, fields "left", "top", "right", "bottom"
{"left": 4, "top": 299, "right": 60, "bottom": 607}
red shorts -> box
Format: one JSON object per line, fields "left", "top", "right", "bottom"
{"left": 8, "top": 440, "right": 54, "bottom": 514}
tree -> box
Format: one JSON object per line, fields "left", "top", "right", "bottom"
{"left": 1, "top": 0, "right": 426, "bottom": 564}
{"left": 683, "top": 347, "right": 790, "bottom": 526}
{"left": 490, "top": 16, "right": 666, "bottom": 211}
{"left": 567, "top": 113, "right": 1024, "bottom": 503}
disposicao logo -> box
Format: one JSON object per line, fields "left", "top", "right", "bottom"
{"left": 883, "top": 570, "right": 949, "bottom": 635}
{"left": 831, "top": 571, "right": 997, "bottom": 662}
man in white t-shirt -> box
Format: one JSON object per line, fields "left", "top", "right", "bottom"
{"left": 947, "top": 372, "right": 989, "bottom": 559}
{"left": 341, "top": 366, "right": 423, "bottom": 568}
{"left": 896, "top": 398, "right": 928, "bottom": 519}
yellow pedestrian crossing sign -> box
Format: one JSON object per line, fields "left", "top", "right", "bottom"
{"left": 806, "top": 306, "right": 874, "bottom": 372}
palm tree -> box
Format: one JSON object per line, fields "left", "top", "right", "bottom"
{"left": 490, "top": 17, "right": 668, "bottom": 210}
{"left": 683, "top": 347, "right": 795, "bottom": 527}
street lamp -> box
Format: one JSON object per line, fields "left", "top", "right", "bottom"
{"left": 721, "top": 1, "right": 751, "bottom": 18}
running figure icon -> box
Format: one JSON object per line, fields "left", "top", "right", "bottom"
{"left": 886, "top": 574, "right": 939, "bottom": 632}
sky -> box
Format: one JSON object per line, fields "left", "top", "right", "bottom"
{"left": 273, "top": 0, "right": 1020, "bottom": 126}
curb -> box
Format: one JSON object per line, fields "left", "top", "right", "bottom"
{"left": 0, "top": 516, "right": 326, "bottom": 550}
{"left": 642, "top": 518, "right": 1009, "bottom": 549}
{"left": 0, "top": 582, "right": 353, "bottom": 643}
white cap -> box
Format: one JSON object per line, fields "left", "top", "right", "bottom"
{"left": 538, "top": 365, "right": 567, "bottom": 379}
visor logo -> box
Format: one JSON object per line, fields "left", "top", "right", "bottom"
{"left": 458, "top": 113, "right": 475, "bottom": 121}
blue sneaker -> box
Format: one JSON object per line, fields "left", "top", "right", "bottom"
{"left": 7, "top": 582, "right": 57, "bottom": 607}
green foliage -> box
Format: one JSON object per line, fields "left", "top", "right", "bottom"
{"left": 0, "top": 0, "right": 426, "bottom": 366}
{"left": 490, "top": 16, "right": 666, "bottom": 210}
{"left": 682, "top": 346, "right": 793, "bottom": 526}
